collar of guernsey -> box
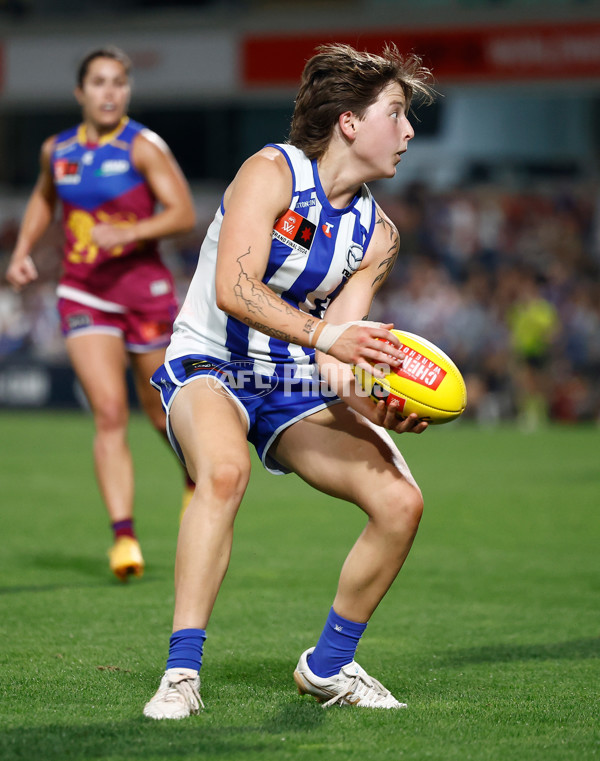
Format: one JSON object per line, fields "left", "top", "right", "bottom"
{"left": 76, "top": 115, "right": 129, "bottom": 147}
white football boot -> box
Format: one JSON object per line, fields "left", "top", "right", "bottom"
{"left": 293, "top": 647, "right": 407, "bottom": 709}
{"left": 143, "top": 668, "right": 204, "bottom": 719}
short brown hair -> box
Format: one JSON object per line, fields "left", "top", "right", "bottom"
{"left": 289, "top": 42, "right": 435, "bottom": 160}
{"left": 76, "top": 45, "right": 132, "bottom": 88}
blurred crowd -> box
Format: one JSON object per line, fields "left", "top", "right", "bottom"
{"left": 373, "top": 179, "right": 600, "bottom": 427}
{"left": 2, "top": 179, "right": 600, "bottom": 426}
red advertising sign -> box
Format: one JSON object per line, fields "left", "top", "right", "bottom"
{"left": 243, "top": 21, "right": 600, "bottom": 86}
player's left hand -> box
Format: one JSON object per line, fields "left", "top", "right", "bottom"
{"left": 374, "top": 400, "right": 429, "bottom": 434}
{"left": 325, "top": 322, "right": 405, "bottom": 376}
{"left": 91, "top": 223, "right": 136, "bottom": 250}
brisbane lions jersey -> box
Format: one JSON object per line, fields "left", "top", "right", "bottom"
{"left": 167, "top": 143, "right": 377, "bottom": 379}
{"left": 52, "top": 117, "right": 175, "bottom": 313}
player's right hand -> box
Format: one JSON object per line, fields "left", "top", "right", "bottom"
{"left": 372, "top": 400, "right": 429, "bottom": 434}
{"left": 5, "top": 255, "right": 38, "bottom": 291}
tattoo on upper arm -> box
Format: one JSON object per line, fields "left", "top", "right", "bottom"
{"left": 371, "top": 212, "right": 400, "bottom": 288}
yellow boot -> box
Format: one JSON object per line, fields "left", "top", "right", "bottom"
{"left": 108, "top": 536, "right": 145, "bottom": 581}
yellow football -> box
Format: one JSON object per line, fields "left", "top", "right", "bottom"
{"left": 354, "top": 329, "right": 467, "bottom": 424}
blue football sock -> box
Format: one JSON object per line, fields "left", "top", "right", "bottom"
{"left": 166, "top": 628, "right": 206, "bottom": 672}
{"left": 307, "top": 607, "right": 368, "bottom": 678}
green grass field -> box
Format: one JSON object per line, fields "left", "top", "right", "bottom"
{"left": 1, "top": 411, "right": 598, "bottom": 761}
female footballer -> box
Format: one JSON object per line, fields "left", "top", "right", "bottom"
{"left": 144, "top": 42, "right": 434, "bottom": 718}
{"left": 6, "top": 46, "right": 197, "bottom": 581}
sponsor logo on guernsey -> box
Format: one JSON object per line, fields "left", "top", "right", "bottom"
{"left": 82, "top": 151, "right": 95, "bottom": 165}
{"left": 322, "top": 222, "right": 334, "bottom": 238}
{"left": 342, "top": 243, "right": 363, "bottom": 279}
{"left": 54, "top": 159, "right": 81, "bottom": 184}
{"left": 295, "top": 198, "right": 316, "bottom": 208}
{"left": 395, "top": 346, "right": 447, "bottom": 389}
{"left": 96, "top": 159, "right": 130, "bottom": 177}
{"left": 273, "top": 210, "right": 316, "bottom": 253}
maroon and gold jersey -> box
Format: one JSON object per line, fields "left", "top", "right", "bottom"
{"left": 52, "top": 117, "right": 176, "bottom": 313}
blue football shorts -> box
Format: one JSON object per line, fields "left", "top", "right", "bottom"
{"left": 151, "top": 354, "right": 343, "bottom": 475}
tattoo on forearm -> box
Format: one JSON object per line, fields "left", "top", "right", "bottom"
{"left": 234, "top": 248, "right": 301, "bottom": 341}
{"left": 234, "top": 248, "right": 281, "bottom": 318}
{"left": 242, "top": 319, "right": 292, "bottom": 343}
{"left": 371, "top": 212, "right": 400, "bottom": 287}
{"left": 303, "top": 318, "right": 316, "bottom": 337}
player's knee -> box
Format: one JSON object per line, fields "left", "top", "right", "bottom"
{"left": 203, "top": 460, "right": 250, "bottom": 503}
{"left": 94, "top": 398, "right": 128, "bottom": 433}
{"left": 376, "top": 482, "right": 424, "bottom": 537}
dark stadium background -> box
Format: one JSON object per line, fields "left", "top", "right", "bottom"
{"left": 1, "top": 0, "right": 599, "bottom": 428}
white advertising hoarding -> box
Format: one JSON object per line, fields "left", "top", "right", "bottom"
{"left": 1, "top": 30, "right": 238, "bottom": 105}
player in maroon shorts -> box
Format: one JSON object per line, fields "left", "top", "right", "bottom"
{"left": 5, "top": 46, "right": 197, "bottom": 581}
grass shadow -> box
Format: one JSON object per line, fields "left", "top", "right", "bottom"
{"left": 0, "top": 721, "right": 271, "bottom": 761}
{"left": 0, "top": 550, "right": 168, "bottom": 593}
{"left": 260, "top": 700, "right": 326, "bottom": 734}
{"left": 1, "top": 704, "right": 327, "bottom": 761}
{"left": 0, "top": 582, "right": 108, "bottom": 595}
{"left": 436, "top": 636, "right": 600, "bottom": 668}
{"left": 208, "top": 654, "right": 298, "bottom": 691}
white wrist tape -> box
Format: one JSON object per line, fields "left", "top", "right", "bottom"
{"left": 314, "top": 322, "right": 353, "bottom": 353}
{"left": 314, "top": 320, "right": 385, "bottom": 354}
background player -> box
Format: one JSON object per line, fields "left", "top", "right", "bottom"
{"left": 143, "top": 43, "right": 434, "bottom": 719}
{"left": 5, "top": 46, "right": 197, "bottom": 581}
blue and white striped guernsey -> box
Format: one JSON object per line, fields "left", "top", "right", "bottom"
{"left": 166, "top": 143, "right": 377, "bottom": 379}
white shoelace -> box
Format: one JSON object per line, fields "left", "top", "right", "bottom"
{"left": 160, "top": 673, "right": 205, "bottom": 712}
{"left": 322, "top": 671, "right": 398, "bottom": 708}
